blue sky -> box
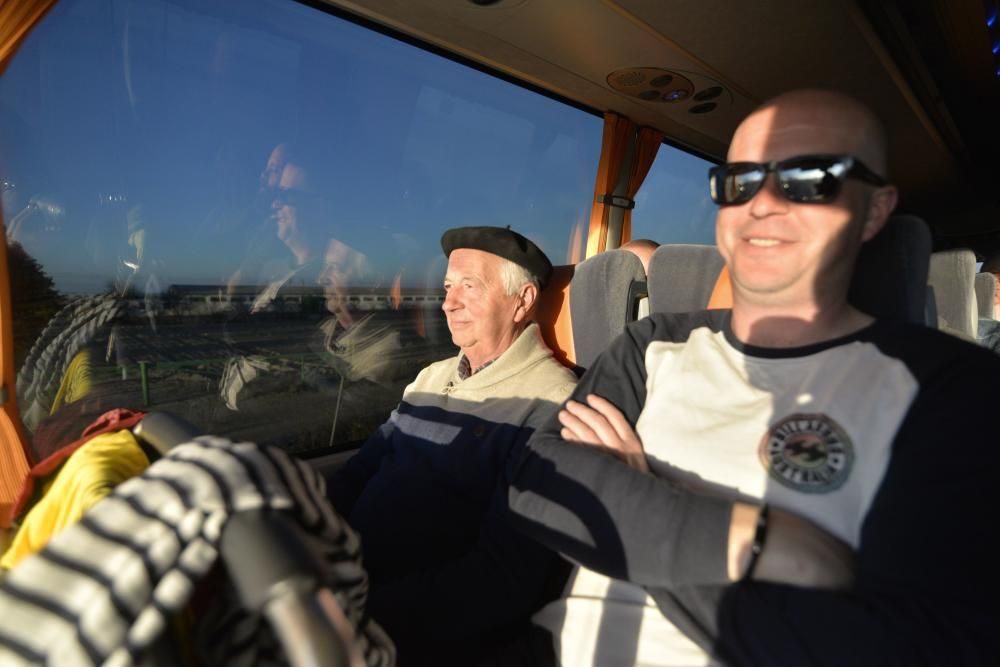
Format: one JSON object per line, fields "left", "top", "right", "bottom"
{"left": 0, "top": 0, "right": 714, "bottom": 294}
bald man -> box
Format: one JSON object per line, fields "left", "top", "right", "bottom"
{"left": 509, "top": 90, "right": 1000, "bottom": 665}
{"left": 619, "top": 238, "right": 659, "bottom": 273}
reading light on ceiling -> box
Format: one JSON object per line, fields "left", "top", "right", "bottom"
{"left": 606, "top": 67, "right": 696, "bottom": 103}
{"left": 989, "top": 13, "right": 997, "bottom": 28}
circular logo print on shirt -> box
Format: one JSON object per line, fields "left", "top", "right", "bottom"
{"left": 758, "top": 413, "right": 854, "bottom": 494}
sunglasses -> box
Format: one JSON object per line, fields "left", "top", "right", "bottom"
{"left": 708, "top": 154, "right": 887, "bottom": 206}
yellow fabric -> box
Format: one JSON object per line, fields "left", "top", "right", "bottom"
{"left": 1, "top": 429, "right": 149, "bottom": 569}
{"left": 50, "top": 347, "right": 93, "bottom": 413}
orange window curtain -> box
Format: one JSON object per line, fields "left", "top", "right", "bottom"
{"left": 621, "top": 126, "right": 665, "bottom": 242}
{"left": 0, "top": 0, "right": 58, "bottom": 74}
{"left": 586, "top": 112, "right": 634, "bottom": 256}
{"left": 0, "top": 0, "right": 60, "bottom": 527}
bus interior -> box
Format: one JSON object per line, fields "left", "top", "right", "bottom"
{"left": 1, "top": 0, "right": 999, "bottom": 661}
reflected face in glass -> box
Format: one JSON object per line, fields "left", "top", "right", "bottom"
{"left": 271, "top": 162, "right": 316, "bottom": 264}
{"left": 318, "top": 238, "right": 367, "bottom": 324}
{"left": 715, "top": 106, "right": 872, "bottom": 304}
{"left": 442, "top": 249, "right": 520, "bottom": 359}
{"left": 260, "top": 143, "right": 289, "bottom": 191}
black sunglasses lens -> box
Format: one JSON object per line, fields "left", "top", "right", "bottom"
{"left": 777, "top": 157, "right": 846, "bottom": 202}
{"left": 711, "top": 164, "right": 765, "bottom": 205}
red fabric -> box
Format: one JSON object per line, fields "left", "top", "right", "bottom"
{"left": 10, "top": 408, "right": 147, "bottom": 521}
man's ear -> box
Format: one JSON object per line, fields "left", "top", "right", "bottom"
{"left": 514, "top": 282, "right": 539, "bottom": 323}
{"left": 861, "top": 185, "right": 898, "bottom": 242}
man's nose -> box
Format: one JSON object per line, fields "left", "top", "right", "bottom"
{"left": 442, "top": 289, "right": 460, "bottom": 312}
{"left": 748, "top": 174, "right": 790, "bottom": 218}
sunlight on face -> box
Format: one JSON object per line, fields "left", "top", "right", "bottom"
{"left": 441, "top": 248, "right": 521, "bottom": 363}
{"left": 715, "top": 103, "right": 872, "bottom": 308}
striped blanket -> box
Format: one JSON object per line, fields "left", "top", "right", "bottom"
{"left": 0, "top": 437, "right": 394, "bottom": 666}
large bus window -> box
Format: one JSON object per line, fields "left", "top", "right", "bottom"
{"left": 0, "top": 0, "right": 601, "bottom": 459}
{"left": 631, "top": 144, "right": 717, "bottom": 245}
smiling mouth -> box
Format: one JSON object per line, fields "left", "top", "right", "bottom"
{"left": 746, "top": 238, "right": 784, "bottom": 247}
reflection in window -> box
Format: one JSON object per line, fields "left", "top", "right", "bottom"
{"left": 631, "top": 144, "right": 717, "bottom": 245}
{"left": 1, "top": 0, "right": 601, "bottom": 458}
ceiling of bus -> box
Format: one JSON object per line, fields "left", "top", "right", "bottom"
{"left": 324, "top": 0, "right": 1000, "bottom": 252}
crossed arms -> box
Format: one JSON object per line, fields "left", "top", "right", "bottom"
{"left": 506, "top": 315, "right": 1000, "bottom": 664}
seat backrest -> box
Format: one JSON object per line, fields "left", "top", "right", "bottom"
{"left": 974, "top": 272, "right": 997, "bottom": 320}
{"left": 927, "top": 248, "right": 978, "bottom": 339}
{"left": 535, "top": 264, "right": 576, "bottom": 369}
{"left": 646, "top": 216, "right": 931, "bottom": 324}
{"left": 647, "top": 244, "right": 725, "bottom": 314}
{"left": 927, "top": 249, "right": 979, "bottom": 340}
{"left": 569, "top": 250, "right": 646, "bottom": 370}
{"left": 847, "top": 214, "right": 931, "bottom": 324}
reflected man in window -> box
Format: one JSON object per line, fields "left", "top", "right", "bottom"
{"left": 220, "top": 144, "right": 420, "bottom": 420}
{"left": 326, "top": 226, "right": 577, "bottom": 666}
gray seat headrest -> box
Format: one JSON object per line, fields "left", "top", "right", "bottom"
{"left": 643, "top": 216, "right": 930, "bottom": 324}
{"left": 570, "top": 249, "right": 646, "bottom": 370}
{"left": 927, "top": 248, "right": 978, "bottom": 339}
{"left": 647, "top": 245, "right": 725, "bottom": 314}
{"left": 847, "top": 214, "right": 931, "bottom": 324}
{"left": 974, "top": 272, "right": 997, "bottom": 320}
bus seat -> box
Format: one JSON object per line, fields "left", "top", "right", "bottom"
{"left": 974, "top": 272, "right": 997, "bottom": 320}
{"left": 927, "top": 248, "right": 978, "bottom": 339}
{"left": 707, "top": 265, "right": 733, "bottom": 309}
{"left": 569, "top": 250, "right": 647, "bottom": 370}
{"left": 848, "top": 214, "right": 931, "bottom": 324}
{"left": 646, "top": 216, "right": 931, "bottom": 324}
{"left": 535, "top": 264, "right": 577, "bottom": 369}
{"left": 647, "top": 244, "right": 725, "bottom": 313}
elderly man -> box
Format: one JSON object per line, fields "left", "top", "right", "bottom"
{"left": 509, "top": 89, "right": 1000, "bottom": 665}
{"left": 326, "top": 226, "right": 577, "bottom": 666}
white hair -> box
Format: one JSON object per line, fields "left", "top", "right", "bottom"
{"left": 499, "top": 259, "right": 539, "bottom": 296}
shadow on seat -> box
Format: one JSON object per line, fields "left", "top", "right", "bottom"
{"left": 568, "top": 250, "right": 647, "bottom": 371}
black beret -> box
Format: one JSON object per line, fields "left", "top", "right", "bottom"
{"left": 441, "top": 225, "right": 553, "bottom": 288}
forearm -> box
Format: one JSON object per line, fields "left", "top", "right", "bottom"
{"left": 508, "top": 431, "right": 732, "bottom": 587}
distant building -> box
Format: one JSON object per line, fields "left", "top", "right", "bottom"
{"left": 162, "top": 284, "right": 445, "bottom": 316}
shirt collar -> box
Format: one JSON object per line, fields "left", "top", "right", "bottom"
{"left": 456, "top": 354, "right": 497, "bottom": 380}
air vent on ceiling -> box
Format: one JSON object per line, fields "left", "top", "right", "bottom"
{"left": 607, "top": 68, "right": 693, "bottom": 103}
{"left": 608, "top": 68, "right": 729, "bottom": 116}
{"left": 465, "top": 0, "right": 526, "bottom": 7}
{"left": 689, "top": 102, "right": 717, "bottom": 114}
